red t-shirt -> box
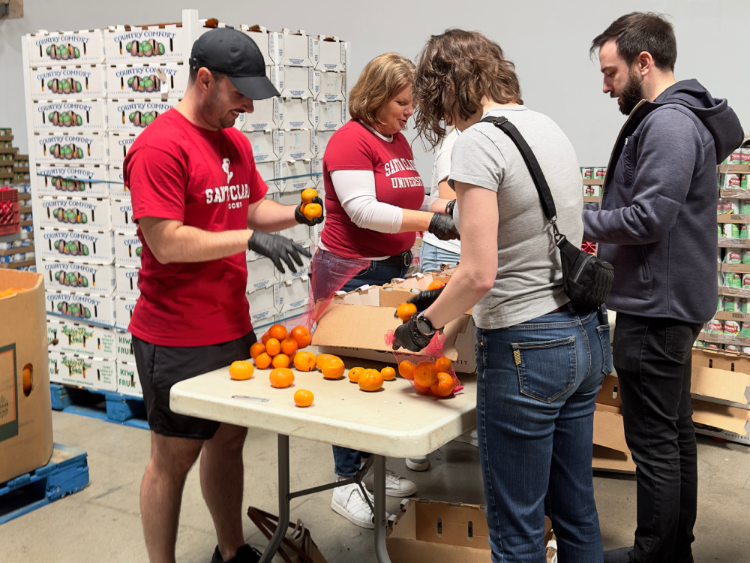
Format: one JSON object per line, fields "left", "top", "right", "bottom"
{"left": 321, "top": 121, "right": 425, "bottom": 259}
{"left": 124, "top": 109, "right": 268, "bottom": 347}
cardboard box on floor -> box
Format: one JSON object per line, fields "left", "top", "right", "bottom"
{"left": 593, "top": 374, "right": 636, "bottom": 473}
{"left": 0, "top": 271, "right": 54, "bottom": 484}
{"left": 387, "top": 499, "right": 555, "bottom": 562}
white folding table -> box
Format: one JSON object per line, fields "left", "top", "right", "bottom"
{"left": 170, "top": 360, "right": 477, "bottom": 563}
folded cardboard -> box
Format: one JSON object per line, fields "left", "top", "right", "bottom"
{"left": 29, "top": 64, "right": 108, "bottom": 100}
{"left": 256, "top": 161, "right": 278, "bottom": 194}
{"left": 103, "top": 23, "right": 189, "bottom": 64}
{"left": 114, "top": 231, "right": 142, "bottom": 267}
{"left": 283, "top": 129, "right": 316, "bottom": 162}
{"left": 47, "top": 317, "right": 117, "bottom": 360}
{"left": 107, "top": 98, "right": 178, "bottom": 132}
{"left": 0, "top": 271, "right": 54, "bottom": 484}
{"left": 246, "top": 257, "right": 278, "bottom": 293}
{"left": 46, "top": 290, "right": 117, "bottom": 325}
{"left": 316, "top": 36, "right": 346, "bottom": 73}
{"left": 117, "top": 360, "right": 143, "bottom": 397}
{"left": 690, "top": 348, "right": 750, "bottom": 408}
{"left": 39, "top": 228, "right": 115, "bottom": 265}
{"left": 316, "top": 130, "right": 335, "bottom": 156}
{"left": 41, "top": 260, "right": 117, "bottom": 295}
{"left": 39, "top": 196, "right": 113, "bottom": 231}
{"left": 112, "top": 198, "right": 136, "bottom": 231}
{"left": 114, "top": 296, "right": 138, "bottom": 330}
{"left": 236, "top": 97, "right": 281, "bottom": 132}
{"left": 275, "top": 160, "right": 316, "bottom": 193}
{"left": 317, "top": 71, "right": 345, "bottom": 102}
{"left": 32, "top": 99, "right": 108, "bottom": 131}
{"left": 280, "top": 66, "right": 319, "bottom": 100}
{"left": 106, "top": 63, "right": 188, "bottom": 99}
{"left": 280, "top": 98, "right": 317, "bottom": 130}
{"left": 244, "top": 130, "right": 283, "bottom": 163}
{"left": 28, "top": 30, "right": 106, "bottom": 67}
{"left": 279, "top": 29, "right": 317, "bottom": 67}
{"left": 35, "top": 162, "right": 110, "bottom": 198}
{"left": 248, "top": 284, "right": 276, "bottom": 326}
{"left": 275, "top": 277, "right": 310, "bottom": 314}
{"left": 237, "top": 24, "right": 280, "bottom": 66}
{"left": 108, "top": 132, "right": 138, "bottom": 165}
{"left": 116, "top": 330, "right": 135, "bottom": 363}
{"left": 115, "top": 266, "right": 140, "bottom": 299}
{"left": 108, "top": 165, "right": 130, "bottom": 199}
{"left": 34, "top": 131, "right": 108, "bottom": 164}
{"left": 316, "top": 101, "right": 345, "bottom": 131}
{"left": 48, "top": 351, "right": 117, "bottom": 392}
{"left": 592, "top": 375, "right": 636, "bottom": 473}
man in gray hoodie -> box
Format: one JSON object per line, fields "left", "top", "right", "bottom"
{"left": 584, "top": 12, "right": 744, "bottom": 563}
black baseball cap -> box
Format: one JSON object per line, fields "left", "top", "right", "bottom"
{"left": 189, "top": 28, "right": 280, "bottom": 100}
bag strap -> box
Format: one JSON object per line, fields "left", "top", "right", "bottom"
{"left": 247, "top": 506, "right": 315, "bottom": 563}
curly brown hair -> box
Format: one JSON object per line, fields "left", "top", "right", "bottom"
{"left": 413, "top": 29, "right": 523, "bottom": 149}
{"left": 348, "top": 53, "right": 415, "bottom": 126}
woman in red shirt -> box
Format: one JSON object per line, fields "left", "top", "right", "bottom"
{"left": 312, "top": 53, "right": 458, "bottom": 529}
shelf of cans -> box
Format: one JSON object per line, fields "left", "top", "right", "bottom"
{"left": 22, "top": 10, "right": 348, "bottom": 397}
{"left": 580, "top": 166, "right": 606, "bottom": 202}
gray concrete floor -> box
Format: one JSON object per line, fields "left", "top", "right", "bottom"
{"left": 2, "top": 411, "right": 750, "bottom": 562}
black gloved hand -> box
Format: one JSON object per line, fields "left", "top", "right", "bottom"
{"left": 428, "top": 213, "right": 460, "bottom": 241}
{"left": 247, "top": 231, "right": 311, "bottom": 274}
{"left": 295, "top": 197, "right": 325, "bottom": 226}
{"left": 445, "top": 199, "right": 456, "bottom": 217}
{"left": 392, "top": 317, "right": 433, "bottom": 352}
{"left": 393, "top": 287, "right": 444, "bottom": 318}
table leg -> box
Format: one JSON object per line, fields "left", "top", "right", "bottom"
{"left": 259, "top": 434, "right": 290, "bottom": 563}
{"left": 373, "top": 454, "right": 391, "bottom": 563}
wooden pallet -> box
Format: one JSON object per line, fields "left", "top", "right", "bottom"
{"left": 0, "top": 444, "right": 88, "bottom": 525}
{"left": 50, "top": 383, "right": 149, "bottom": 430}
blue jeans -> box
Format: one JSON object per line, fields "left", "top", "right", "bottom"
{"left": 477, "top": 305, "right": 611, "bottom": 563}
{"left": 419, "top": 241, "right": 460, "bottom": 273}
{"left": 312, "top": 249, "right": 410, "bottom": 477}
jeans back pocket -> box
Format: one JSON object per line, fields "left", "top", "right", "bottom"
{"left": 513, "top": 337, "right": 577, "bottom": 403}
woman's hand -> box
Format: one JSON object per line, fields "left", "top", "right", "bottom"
{"left": 428, "top": 214, "right": 460, "bottom": 240}
{"left": 392, "top": 317, "right": 433, "bottom": 352}
{"left": 393, "top": 287, "right": 444, "bottom": 318}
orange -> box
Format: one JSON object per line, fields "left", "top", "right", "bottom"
{"left": 316, "top": 354, "right": 335, "bottom": 370}
{"left": 321, "top": 356, "right": 345, "bottom": 379}
{"left": 261, "top": 331, "right": 272, "bottom": 345}
{"left": 255, "top": 352, "right": 272, "bottom": 369}
{"left": 435, "top": 357, "right": 452, "bottom": 373}
{"left": 265, "top": 338, "right": 281, "bottom": 357}
{"left": 431, "top": 372, "right": 454, "bottom": 397}
{"left": 269, "top": 324, "right": 288, "bottom": 341}
{"left": 396, "top": 302, "right": 417, "bottom": 323}
{"left": 272, "top": 353, "right": 291, "bottom": 369}
{"left": 381, "top": 367, "right": 396, "bottom": 381}
{"left": 280, "top": 337, "right": 298, "bottom": 356}
{"left": 294, "top": 389, "right": 314, "bottom": 407}
{"left": 301, "top": 188, "right": 319, "bottom": 205}
{"left": 413, "top": 381, "right": 431, "bottom": 395}
{"left": 229, "top": 361, "right": 254, "bottom": 381}
{"left": 348, "top": 367, "right": 364, "bottom": 383}
{"left": 294, "top": 351, "right": 317, "bottom": 372}
{"left": 427, "top": 281, "right": 445, "bottom": 290}
{"left": 398, "top": 360, "right": 416, "bottom": 380}
{"left": 414, "top": 361, "right": 437, "bottom": 387}
{"left": 359, "top": 369, "right": 383, "bottom": 392}
{"left": 303, "top": 203, "right": 323, "bottom": 221}
{"left": 270, "top": 368, "right": 295, "bottom": 388}
{"left": 291, "top": 326, "right": 312, "bottom": 348}
{"left": 250, "top": 342, "right": 266, "bottom": 359}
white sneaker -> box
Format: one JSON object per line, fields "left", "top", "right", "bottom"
{"left": 332, "top": 483, "right": 388, "bottom": 529}
{"left": 405, "top": 456, "right": 430, "bottom": 472}
{"left": 363, "top": 467, "right": 417, "bottom": 497}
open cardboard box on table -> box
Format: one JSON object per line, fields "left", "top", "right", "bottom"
{"left": 593, "top": 374, "right": 636, "bottom": 473}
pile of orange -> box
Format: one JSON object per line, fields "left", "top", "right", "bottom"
{"left": 0, "top": 287, "right": 27, "bottom": 299}
{"left": 252, "top": 324, "right": 312, "bottom": 370}
{"left": 398, "top": 357, "right": 454, "bottom": 397}
{"left": 300, "top": 188, "right": 322, "bottom": 222}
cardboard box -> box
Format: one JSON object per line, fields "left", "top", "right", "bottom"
{"left": 107, "top": 98, "right": 178, "bottom": 132}
{"left": 48, "top": 351, "right": 117, "bottom": 392}
{"left": 237, "top": 25, "right": 280, "bottom": 66}
{"left": 39, "top": 196, "right": 113, "bottom": 231}
{"left": 311, "top": 159, "right": 324, "bottom": 187}
{"left": 45, "top": 290, "right": 117, "bottom": 325}
{"left": 114, "top": 231, "right": 142, "bottom": 268}
{"left": 28, "top": 30, "right": 106, "bottom": 67}
{"left": 32, "top": 99, "right": 108, "bottom": 132}
{"left": 103, "top": 24, "right": 189, "bottom": 64}
{"left": 275, "top": 160, "right": 316, "bottom": 193}
{"left": 316, "top": 130, "right": 335, "bottom": 157}
{"left": 592, "top": 375, "right": 636, "bottom": 473}
{"left": 690, "top": 348, "right": 750, "bottom": 408}
{"left": 283, "top": 129, "right": 316, "bottom": 162}
{"left": 274, "top": 276, "right": 310, "bottom": 314}
{"left": 280, "top": 66, "right": 319, "bottom": 99}
{"left": 278, "top": 222, "right": 311, "bottom": 243}
{"left": 112, "top": 198, "right": 136, "bottom": 231}
{"left": 317, "top": 71, "right": 345, "bottom": 102}
{"left": 114, "top": 296, "right": 138, "bottom": 330}
{"left": 235, "top": 97, "right": 281, "bottom": 132}
{"left": 108, "top": 165, "right": 131, "bottom": 199}
{"left": 106, "top": 63, "right": 188, "bottom": 99}
{"left": 279, "top": 29, "right": 317, "bottom": 67}
{"left": 246, "top": 256, "right": 278, "bottom": 293}
{"left": 29, "top": 64, "right": 108, "bottom": 100}
{"left": 316, "top": 36, "right": 346, "bottom": 73}
{"left": 248, "top": 284, "right": 276, "bottom": 326}
{"left": 115, "top": 266, "right": 140, "bottom": 299}
{"left": 39, "top": 228, "right": 115, "bottom": 265}
{"left": 47, "top": 317, "right": 117, "bottom": 360}
{"left": 268, "top": 65, "right": 285, "bottom": 94}
{"left": 0, "top": 271, "right": 54, "bottom": 484}
{"left": 279, "top": 98, "right": 316, "bottom": 130}
{"left": 316, "top": 101, "right": 345, "bottom": 131}
{"left": 243, "top": 130, "right": 283, "bottom": 163}
{"left": 35, "top": 163, "right": 110, "bottom": 198}
{"left": 116, "top": 330, "right": 135, "bottom": 363}
{"left": 256, "top": 161, "right": 278, "bottom": 195}
{"left": 34, "top": 131, "right": 108, "bottom": 164}
{"left": 40, "top": 260, "right": 117, "bottom": 296}
{"left": 117, "top": 360, "right": 143, "bottom": 397}
{"left": 108, "top": 132, "right": 138, "bottom": 165}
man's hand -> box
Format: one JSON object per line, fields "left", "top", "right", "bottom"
{"left": 428, "top": 214, "right": 460, "bottom": 241}
{"left": 393, "top": 287, "right": 444, "bottom": 318}
{"left": 295, "top": 197, "right": 325, "bottom": 226}
{"left": 247, "top": 231, "right": 311, "bottom": 274}
{"left": 392, "top": 317, "right": 433, "bottom": 352}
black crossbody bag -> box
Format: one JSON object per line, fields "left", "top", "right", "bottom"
{"left": 480, "top": 115, "right": 614, "bottom": 309}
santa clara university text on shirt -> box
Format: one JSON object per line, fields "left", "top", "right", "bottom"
{"left": 204, "top": 183, "right": 252, "bottom": 209}
{"left": 384, "top": 158, "right": 424, "bottom": 189}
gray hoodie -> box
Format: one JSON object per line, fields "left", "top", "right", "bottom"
{"left": 583, "top": 79, "right": 744, "bottom": 324}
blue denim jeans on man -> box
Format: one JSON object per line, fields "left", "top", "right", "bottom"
{"left": 476, "top": 304, "right": 611, "bottom": 562}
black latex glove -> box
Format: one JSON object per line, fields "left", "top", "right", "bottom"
{"left": 394, "top": 287, "right": 444, "bottom": 318}
{"left": 392, "top": 317, "right": 433, "bottom": 352}
{"left": 247, "top": 231, "right": 311, "bottom": 274}
{"left": 428, "top": 213, "right": 460, "bottom": 241}
{"left": 445, "top": 199, "right": 456, "bottom": 217}
{"left": 295, "top": 197, "right": 325, "bottom": 226}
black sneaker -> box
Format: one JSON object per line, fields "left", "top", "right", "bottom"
{"left": 210, "top": 544, "right": 262, "bottom": 563}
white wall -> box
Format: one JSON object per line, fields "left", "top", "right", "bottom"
{"left": 1, "top": 0, "right": 748, "bottom": 180}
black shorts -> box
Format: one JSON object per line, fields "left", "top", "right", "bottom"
{"left": 133, "top": 331, "right": 257, "bottom": 440}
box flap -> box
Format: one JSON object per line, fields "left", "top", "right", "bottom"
{"left": 593, "top": 407, "right": 628, "bottom": 452}
{"left": 414, "top": 501, "right": 489, "bottom": 548}
{"left": 691, "top": 366, "right": 750, "bottom": 405}
{"left": 592, "top": 445, "right": 636, "bottom": 473}
{"left": 313, "top": 303, "right": 401, "bottom": 352}
{"left": 692, "top": 399, "right": 750, "bottom": 435}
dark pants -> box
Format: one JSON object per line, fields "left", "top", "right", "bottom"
{"left": 613, "top": 314, "right": 703, "bottom": 563}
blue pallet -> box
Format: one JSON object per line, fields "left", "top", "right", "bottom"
{"left": 0, "top": 443, "right": 89, "bottom": 525}
{"left": 50, "top": 383, "right": 149, "bottom": 430}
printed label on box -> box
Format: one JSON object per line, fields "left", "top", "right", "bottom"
{"left": 274, "top": 277, "right": 310, "bottom": 313}
{"left": 40, "top": 228, "right": 115, "bottom": 265}
{"left": 114, "top": 231, "right": 142, "bottom": 267}
{"left": 248, "top": 284, "right": 276, "bottom": 325}
{"left": 317, "top": 72, "right": 345, "bottom": 102}
{"left": 108, "top": 132, "right": 137, "bottom": 165}
{"left": 103, "top": 25, "right": 189, "bottom": 64}
{"left": 28, "top": 30, "right": 106, "bottom": 66}
{"left": 50, "top": 351, "right": 117, "bottom": 391}
{"left": 49, "top": 351, "right": 63, "bottom": 384}
{"left": 47, "top": 317, "right": 117, "bottom": 360}
{"left": 106, "top": 63, "right": 188, "bottom": 99}
{"left": 34, "top": 131, "right": 108, "bottom": 164}
{"left": 316, "top": 37, "right": 345, "bottom": 73}
{"left": 108, "top": 98, "right": 177, "bottom": 132}
{"left": 112, "top": 198, "right": 136, "bottom": 231}
{"left": 246, "top": 257, "right": 278, "bottom": 293}
{"left": 279, "top": 31, "right": 316, "bottom": 67}
{"left": 244, "top": 130, "right": 283, "bottom": 163}
{"left": 316, "top": 101, "right": 344, "bottom": 131}
{"left": 114, "top": 297, "right": 138, "bottom": 330}
{"left": 281, "top": 67, "right": 318, "bottom": 99}
{"left": 35, "top": 163, "right": 110, "bottom": 197}
{"left": 39, "top": 196, "right": 112, "bottom": 231}
{"left": 46, "top": 290, "right": 117, "bottom": 325}
{"left": 33, "top": 99, "right": 108, "bottom": 132}
{"left": 115, "top": 266, "right": 140, "bottom": 299}
{"left": 116, "top": 331, "right": 135, "bottom": 362}
{"left": 281, "top": 98, "right": 316, "bottom": 130}
{"left": 283, "top": 129, "right": 316, "bottom": 162}
{"left": 30, "top": 64, "right": 108, "bottom": 100}
{"left": 41, "top": 260, "right": 117, "bottom": 295}
{"left": 117, "top": 360, "right": 142, "bottom": 397}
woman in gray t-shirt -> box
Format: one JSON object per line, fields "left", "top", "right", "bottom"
{"left": 392, "top": 29, "right": 612, "bottom": 562}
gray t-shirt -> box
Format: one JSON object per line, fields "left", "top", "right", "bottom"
{"left": 449, "top": 106, "right": 583, "bottom": 330}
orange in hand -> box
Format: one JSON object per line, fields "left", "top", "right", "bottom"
{"left": 435, "top": 357, "right": 452, "bottom": 373}
{"left": 270, "top": 368, "right": 295, "bottom": 388}
{"left": 294, "top": 389, "right": 314, "bottom": 407}
{"left": 229, "top": 361, "right": 254, "bottom": 381}
{"left": 348, "top": 367, "right": 364, "bottom": 383}
{"left": 255, "top": 352, "right": 272, "bottom": 369}
{"left": 398, "top": 360, "right": 416, "bottom": 380}
{"left": 321, "top": 357, "right": 345, "bottom": 380}
{"left": 381, "top": 367, "right": 396, "bottom": 381}
{"left": 294, "top": 351, "right": 317, "bottom": 372}
{"left": 291, "top": 326, "right": 311, "bottom": 348}
{"left": 272, "top": 353, "right": 291, "bottom": 369}
{"left": 359, "top": 369, "right": 384, "bottom": 392}
{"left": 280, "top": 337, "right": 298, "bottom": 356}
{"left": 396, "top": 302, "right": 417, "bottom": 323}
{"left": 304, "top": 203, "right": 323, "bottom": 221}
{"left": 250, "top": 342, "right": 265, "bottom": 359}
{"left": 414, "top": 361, "right": 437, "bottom": 387}
{"left": 265, "top": 338, "right": 281, "bottom": 357}
{"left": 427, "top": 281, "right": 445, "bottom": 290}
{"left": 301, "top": 188, "right": 319, "bottom": 205}
{"left": 431, "top": 372, "right": 454, "bottom": 397}
{"left": 269, "top": 324, "right": 288, "bottom": 341}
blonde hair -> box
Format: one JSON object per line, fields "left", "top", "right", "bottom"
{"left": 348, "top": 53, "right": 415, "bottom": 125}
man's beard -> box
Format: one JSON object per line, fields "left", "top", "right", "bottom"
{"left": 616, "top": 68, "right": 644, "bottom": 116}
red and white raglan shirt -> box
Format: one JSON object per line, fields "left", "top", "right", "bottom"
{"left": 321, "top": 120, "right": 429, "bottom": 259}
{"left": 124, "top": 109, "right": 268, "bottom": 347}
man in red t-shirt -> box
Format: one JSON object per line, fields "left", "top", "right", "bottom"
{"left": 124, "top": 29, "right": 320, "bottom": 563}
